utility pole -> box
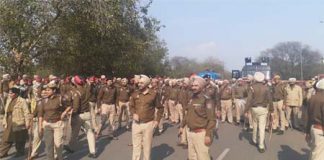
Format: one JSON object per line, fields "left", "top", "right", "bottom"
{"left": 300, "top": 50, "right": 304, "bottom": 80}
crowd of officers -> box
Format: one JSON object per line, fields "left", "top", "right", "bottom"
{"left": 0, "top": 72, "right": 323, "bottom": 160}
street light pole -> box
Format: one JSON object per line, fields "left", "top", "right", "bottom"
{"left": 300, "top": 50, "right": 303, "bottom": 80}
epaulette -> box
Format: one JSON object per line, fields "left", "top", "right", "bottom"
{"left": 250, "top": 86, "right": 254, "bottom": 93}
{"left": 203, "top": 94, "right": 210, "bottom": 100}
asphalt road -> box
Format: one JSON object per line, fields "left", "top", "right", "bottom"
{"left": 0, "top": 119, "right": 310, "bottom": 160}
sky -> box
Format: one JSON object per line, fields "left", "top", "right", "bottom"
{"left": 148, "top": 0, "right": 324, "bottom": 70}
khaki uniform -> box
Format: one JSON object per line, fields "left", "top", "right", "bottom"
{"left": 84, "top": 83, "right": 99, "bottom": 131}
{"left": 232, "top": 84, "right": 247, "bottom": 123}
{"left": 68, "top": 86, "right": 96, "bottom": 155}
{"left": 285, "top": 84, "right": 303, "bottom": 128}
{"left": 31, "top": 95, "right": 44, "bottom": 158}
{"left": 116, "top": 85, "right": 132, "bottom": 128}
{"left": 38, "top": 95, "right": 66, "bottom": 160}
{"left": 0, "top": 97, "right": 30, "bottom": 157}
{"left": 181, "top": 92, "right": 216, "bottom": 160}
{"left": 306, "top": 91, "right": 324, "bottom": 160}
{"left": 129, "top": 89, "right": 164, "bottom": 160}
{"left": 162, "top": 85, "right": 171, "bottom": 119}
{"left": 97, "top": 85, "right": 117, "bottom": 132}
{"left": 246, "top": 83, "right": 273, "bottom": 150}
{"left": 168, "top": 86, "right": 180, "bottom": 123}
{"left": 220, "top": 85, "right": 233, "bottom": 123}
{"left": 153, "top": 86, "right": 164, "bottom": 133}
{"left": 272, "top": 82, "right": 287, "bottom": 131}
{"left": 0, "top": 80, "right": 10, "bottom": 114}
{"left": 178, "top": 87, "right": 191, "bottom": 144}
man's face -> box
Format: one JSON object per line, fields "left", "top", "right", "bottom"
{"left": 45, "top": 88, "right": 54, "bottom": 97}
{"left": 138, "top": 79, "right": 147, "bottom": 90}
{"left": 9, "top": 91, "right": 17, "bottom": 99}
{"left": 191, "top": 81, "right": 201, "bottom": 94}
{"left": 121, "top": 81, "right": 127, "bottom": 86}
{"left": 151, "top": 81, "right": 158, "bottom": 88}
{"left": 107, "top": 80, "right": 113, "bottom": 86}
{"left": 101, "top": 79, "right": 106, "bottom": 84}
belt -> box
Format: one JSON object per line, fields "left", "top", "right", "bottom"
{"left": 103, "top": 102, "right": 115, "bottom": 105}
{"left": 313, "top": 124, "right": 324, "bottom": 130}
{"left": 273, "top": 99, "right": 282, "bottom": 102}
{"left": 134, "top": 120, "right": 152, "bottom": 124}
{"left": 45, "top": 118, "right": 60, "bottom": 123}
{"left": 189, "top": 128, "right": 205, "bottom": 133}
{"left": 80, "top": 111, "right": 90, "bottom": 114}
{"left": 221, "top": 98, "right": 231, "bottom": 101}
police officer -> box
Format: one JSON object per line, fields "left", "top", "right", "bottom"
{"left": 220, "top": 80, "right": 233, "bottom": 123}
{"left": 129, "top": 75, "right": 164, "bottom": 160}
{"left": 97, "top": 77, "right": 117, "bottom": 138}
{"left": 271, "top": 75, "right": 287, "bottom": 135}
{"left": 168, "top": 79, "right": 180, "bottom": 124}
{"left": 116, "top": 78, "right": 132, "bottom": 130}
{"left": 245, "top": 72, "right": 273, "bottom": 153}
{"left": 65, "top": 75, "right": 97, "bottom": 158}
{"left": 177, "top": 78, "right": 192, "bottom": 147}
{"left": 180, "top": 76, "right": 216, "bottom": 160}
{"left": 0, "top": 87, "right": 31, "bottom": 158}
{"left": 38, "top": 82, "right": 71, "bottom": 160}
{"left": 306, "top": 79, "right": 324, "bottom": 160}
{"left": 284, "top": 78, "right": 303, "bottom": 130}
{"left": 232, "top": 78, "right": 248, "bottom": 125}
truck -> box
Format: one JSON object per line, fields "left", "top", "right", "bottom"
{"left": 232, "top": 57, "right": 271, "bottom": 80}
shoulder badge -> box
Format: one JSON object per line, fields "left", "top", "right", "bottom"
{"left": 203, "top": 94, "right": 210, "bottom": 100}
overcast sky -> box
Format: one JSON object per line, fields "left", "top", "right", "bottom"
{"left": 149, "top": 0, "right": 324, "bottom": 70}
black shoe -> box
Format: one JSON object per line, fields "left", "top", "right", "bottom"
{"left": 88, "top": 153, "right": 97, "bottom": 158}
{"left": 277, "top": 130, "right": 284, "bottom": 135}
{"left": 64, "top": 145, "right": 75, "bottom": 153}
{"left": 272, "top": 128, "right": 278, "bottom": 133}
{"left": 235, "top": 122, "right": 240, "bottom": 126}
{"left": 0, "top": 153, "right": 9, "bottom": 158}
{"left": 182, "top": 144, "right": 188, "bottom": 149}
{"left": 14, "top": 152, "right": 24, "bottom": 158}
{"left": 258, "top": 148, "right": 265, "bottom": 153}
{"left": 249, "top": 140, "right": 257, "bottom": 146}
{"left": 247, "top": 128, "right": 253, "bottom": 132}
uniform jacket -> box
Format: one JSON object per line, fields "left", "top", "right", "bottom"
{"left": 3, "top": 96, "right": 30, "bottom": 131}
{"left": 285, "top": 85, "right": 303, "bottom": 107}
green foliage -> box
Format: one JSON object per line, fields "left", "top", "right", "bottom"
{"left": 0, "top": 0, "right": 168, "bottom": 77}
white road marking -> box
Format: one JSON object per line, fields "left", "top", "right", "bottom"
{"left": 216, "top": 148, "right": 230, "bottom": 160}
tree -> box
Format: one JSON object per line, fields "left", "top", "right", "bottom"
{"left": 259, "top": 41, "right": 323, "bottom": 80}
{"left": 0, "top": 0, "right": 63, "bottom": 76}
{"left": 168, "top": 56, "right": 228, "bottom": 78}
{"left": 0, "top": 0, "right": 168, "bottom": 77}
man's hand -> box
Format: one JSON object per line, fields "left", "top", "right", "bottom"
{"left": 38, "top": 127, "right": 44, "bottom": 138}
{"left": 204, "top": 136, "right": 212, "bottom": 146}
{"left": 133, "top": 114, "right": 139, "bottom": 122}
{"left": 97, "top": 108, "right": 101, "bottom": 115}
{"left": 26, "top": 123, "right": 30, "bottom": 130}
{"left": 152, "top": 121, "right": 158, "bottom": 128}
{"left": 305, "top": 134, "right": 311, "bottom": 143}
{"left": 60, "top": 112, "right": 67, "bottom": 120}
{"left": 216, "top": 111, "right": 221, "bottom": 119}
{"left": 244, "top": 112, "right": 249, "bottom": 118}
{"left": 178, "top": 127, "right": 184, "bottom": 137}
